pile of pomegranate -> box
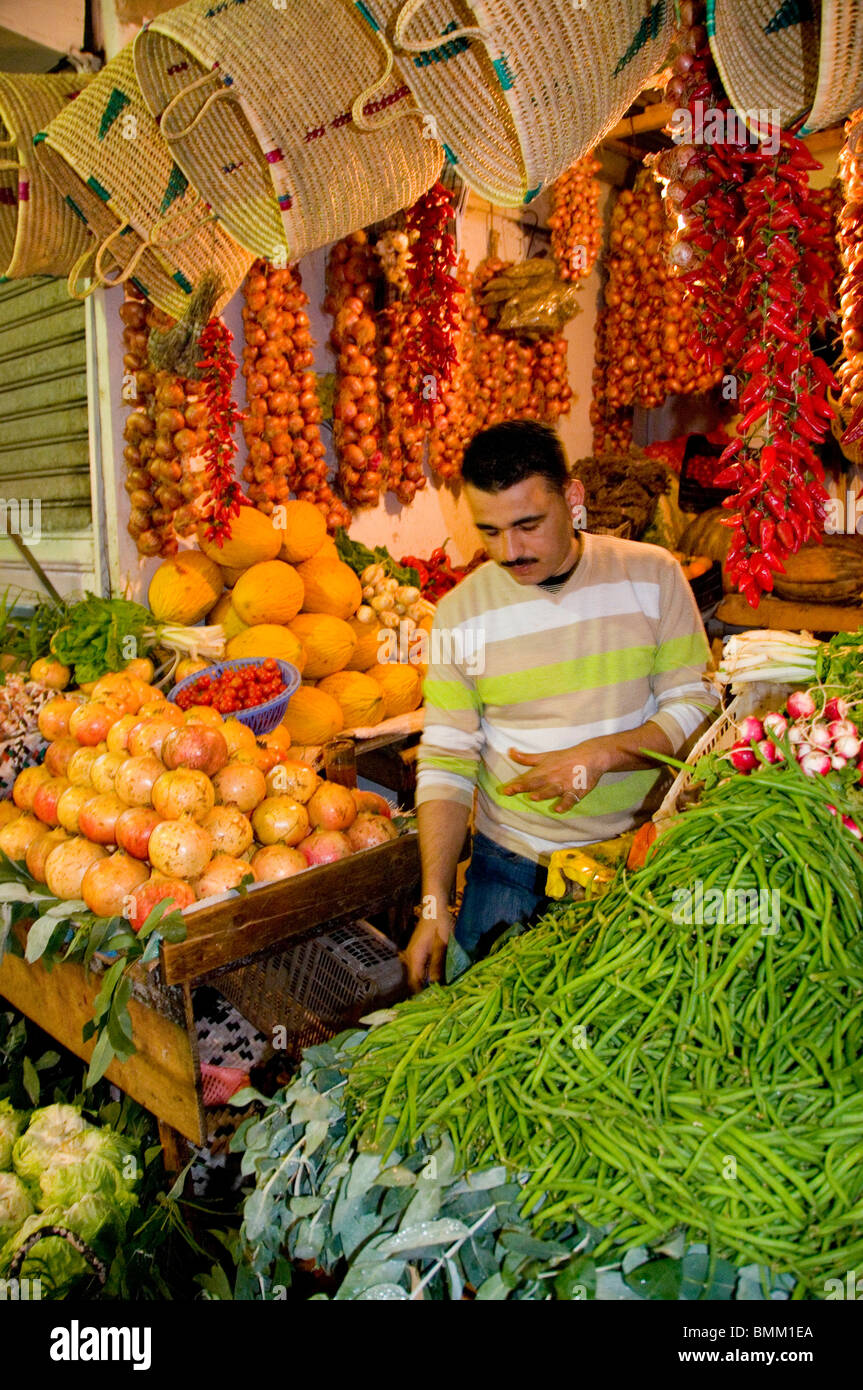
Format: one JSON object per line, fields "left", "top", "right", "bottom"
{"left": 0, "top": 670, "right": 400, "bottom": 931}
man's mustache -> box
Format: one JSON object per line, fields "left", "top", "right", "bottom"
{"left": 502, "top": 558, "right": 539, "bottom": 567}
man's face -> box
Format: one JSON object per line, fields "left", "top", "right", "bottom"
{"left": 465, "top": 475, "right": 576, "bottom": 585}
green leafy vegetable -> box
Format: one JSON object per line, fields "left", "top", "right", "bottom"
{"left": 50, "top": 595, "right": 151, "bottom": 687}
{"left": 335, "top": 529, "right": 420, "bottom": 588}
{"left": 0, "top": 1171, "right": 33, "bottom": 1241}
{"left": 0, "top": 1100, "right": 25, "bottom": 1170}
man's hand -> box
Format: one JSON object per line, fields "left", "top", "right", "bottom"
{"left": 500, "top": 742, "right": 610, "bottom": 813}
{"left": 403, "top": 903, "right": 455, "bottom": 992}
{"left": 500, "top": 724, "right": 674, "bottom": 814}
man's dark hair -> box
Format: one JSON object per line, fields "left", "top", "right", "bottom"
{"left": 461, "top": 420, "right": 568, "bottom": 493}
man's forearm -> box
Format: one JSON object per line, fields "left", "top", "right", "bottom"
{"left": 595, "top": 719, "right": 674, "bottom": 774}
{"left": 417, "top": 798, "right": 471, "bottom": 904}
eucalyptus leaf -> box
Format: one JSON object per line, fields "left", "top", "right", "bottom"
{"left": 21, "top": 1054, "right": 39, "bottom": 1105}
{"left": 624, "top": 1256, "right": 683, "bottom": 1300}
{"left": 356, "top": 1283, "right": 410, "bottom": 1300}
{"left": 85, "top": 1026, "right": 116, "bottom": 1088}
{"left": 24, "top": 914, "right": 66, "bottom": 963}
{"left": 475, "top": 1272, "right": 510, "bottom": 1300}
{"left": 378, "top": 1218, "right": 470, "bottom": 1258}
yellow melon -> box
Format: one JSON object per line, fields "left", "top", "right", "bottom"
{"left": 220, "top": 564, "right": 246, "bottom": 588}
{"left": 315, "top": 535, "right": 339, "bottom": 561}
{"left": 295, "top": 556, "right": 362, "bottom": 620}
{"left": 288, "top": 614, "right": 356, "bottom": 679}
{"left": 345, "top": 618, "right": 384, "bottom": 672}
{"left": 197, "top": 507, "right": 281, "bottom": 569}
{"left": 226, "top": 625, "right": 306, "bottom": 672}
{"left": 317, "top": 671, "right": 385, "bottom": 729}
{"left": 232, "top": 560, "right": 304, "bottom": 626}
{"left": 208, "top": 592, "right": 249, "bottom": 641}
{"left": 148, "top": 550, "right": 223, "bottom": 625}
{"left": 371, "top": 662, "right": 423, "bottom": 718}
{"left": 281, "top": 686, "right": 344, "bottom": 744}
{"left": 278, "top": 500, "right": 328, "bottom": 564}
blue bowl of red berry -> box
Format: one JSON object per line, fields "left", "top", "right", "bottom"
{"left": 168, "top": 657, "right": 302, "bottom": 734}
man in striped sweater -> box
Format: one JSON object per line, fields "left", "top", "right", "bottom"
{"left": 405, "top": 420, "right": 719, "bottom": 990}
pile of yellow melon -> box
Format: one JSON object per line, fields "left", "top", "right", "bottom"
{"left": 148, "top": 501, "right": 429, "bottom": 743}
{"left": 0, "top": 667, "right": 401, "bottom": 928}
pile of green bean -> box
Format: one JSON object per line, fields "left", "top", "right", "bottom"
{"left": 344, "top": 762, "right": 863, "bottom": 1287}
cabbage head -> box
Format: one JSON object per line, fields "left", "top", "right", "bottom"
{"left": 0, "top": 1101, "right": 26, "bottom": 1171}
{"left": 38, "top": 1128, "right": 140, "bottom": 1211}
{"left": 0, "top": 1192, "right": 131, "bottom": 1298}
{"left": 0, "top": 1172, "right": 33, "bottom": 1242}
{"left": 12, "top": 1104, "right": 91, "bottom": 1193}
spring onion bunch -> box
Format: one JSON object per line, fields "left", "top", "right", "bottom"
{"left": 717, "top": 629, "right": 820, "bottom": 690}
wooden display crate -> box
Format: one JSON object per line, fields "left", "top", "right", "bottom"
{"left": 0, "top": 834, "right": 421, "bottom": 1148}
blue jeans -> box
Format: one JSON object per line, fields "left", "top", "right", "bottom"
{"left": 455, "top": 832, "right": 548, "bottom": 960}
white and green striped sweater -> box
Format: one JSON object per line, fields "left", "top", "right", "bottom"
{"left": 416, "top": 533, "right": 719, "bottom": 864}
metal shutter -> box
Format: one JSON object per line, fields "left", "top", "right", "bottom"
{"left": 0, "top": 277, "right": 101, "bottom": 597}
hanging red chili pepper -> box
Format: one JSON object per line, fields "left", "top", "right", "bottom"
{"left": 197, "top": 318, "right": 245, "bottom": 545}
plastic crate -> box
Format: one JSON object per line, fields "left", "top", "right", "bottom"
{"left": 689, "top": 560, "right": 724, "bottom": 612}
{"left": 678, "top": 434, "right": 731, "bottom": 513}
{"left": 653, "top": 681, "right": 795, "bottom": 823}
{"left": 213, "top": 920, "right": 406, "bottom": 1059}
{"left": 168, "top": 657, "right": 301, "bottom": 734}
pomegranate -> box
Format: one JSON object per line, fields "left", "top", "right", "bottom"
{"left": 114, "top": 753, "right": 165, "bottom": 808}
{"left": 124, "top": 656, "right": 155, "bottom": 684}
{"left": 67, "top": 746, "right": 102, "bottom": 787}
{"left": 194, "top": 853, "right": 254, "bottom": 898}
{"left": 127, "top": 717, "right": 180, "bottom": 760}
{"left": 37, "top": 694, "right": 84, "bottom": 741}
{"left": 347, "top": 812, "right": 399, "bottom": 851}
{"left": 260, "top": 726, "right": 293, "bottom": 756}
{"left": 26, "top": 825, "right": 69, "bottom": 882}
{"left": 265, "top": 760, "right": 320, "bottom": 804}
{"left": 351, "top": 789, "right": 393, "bottom": 818}
{"left": 32, "top": 777, "right": 71, "bottom": 827}
{"left": 13, "top": 764, "right": 52, "bottom": 811}
{"left": 148, "top": 813, "right": 213, "bottom": 879}
{"left": 69, "top": 701, "right": 121, "bottom": 746}
{"left": 299, "top": 830, "right": 352, "bottom": 865}
{"left": 106, "top": 713, "right": 141, "bottom": 753}
{"left": 0, "top": 813, "right": 45, "bottom": 862}
{"left": 30, "top": 656, "right": 70, "bottom": 689}
{"left": 44, "top": 738, "right": 80, "bottom": 779}
{"left": 0, "top": 801, "right": 21, "bottom": 829}
{"left": 250, "top": 844, "right": 308, "bottom": 882}
{"left": 56, "top": 784, "right": 95, "bottom": 834}
{"left": 221, "top": 717, "right": 257, "bottom": 758}
{"left": 162, "top": 724, "right": 228, "bottom": 776}
{"left": 81, "top": 851, "right": 148, "bottom": 917}
{"left": 251, "top": 796, "right": 310, "bottom": 846}
{"left": 78, "top": 792, "right": 126, "bottom": 845}
{"left": 246, "top": 745, "right": 280, "bottom": 775}
{"left": 126, "top": 876, "right": 196, "bottom": 931}
{"left": 115, "top": 806, "right": 162, "bottom": 860}
{"left": 91, "top": 674, "right": 142, "bottom": 715}
{"left": 307, "top": 782, "right": 357, "bottom": 832}
{"left": 45, "top": 836, "right": 108, "bottom": 899}
{"left": 139, "top": 699, "right": 175, "bottom": 719}
{"left": 213, "top": 761, "right": 267, "bottom": 813}
{"left": 202, "top": 805, "right": 254, "bottom": 857}
{"left": 152, "top": 768, "right": 215, "bottom": 821}
{"left": 90, "top": 751, "right": 129, "bottom": 795}
{"left": 182, "top": 705, "right": 223, "bottom": 729}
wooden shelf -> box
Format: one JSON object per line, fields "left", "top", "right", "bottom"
{"left": 717, "top": 593, "right": 863, "bottom": 634}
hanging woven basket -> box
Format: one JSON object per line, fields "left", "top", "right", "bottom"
{"left": 132, "top": 0, "right": 444, "bottom": 263}
{"left": 0, "top": 72, "right": 94, "bottom": 280}
{"left": 33, "top": 43, "right": 252, "bottom": 319}
{"left": 804, "top": 0, "right": 863, "bottom": 134}
{"left": 354, "top": 0, "right": 675, "bottom": 205}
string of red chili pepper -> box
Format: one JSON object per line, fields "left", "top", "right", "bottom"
{"left": 403, "top": 182, "right": 460, "bottom": 425}
{"left": 197, "top": 318, "right": 246, "bottom": 544}
{"left": 713, "top": 133, "right": 837, "bottom": 606}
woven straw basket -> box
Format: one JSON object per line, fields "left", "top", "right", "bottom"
{"left": 0, "top": 73, "right": 94, "bottom": 280}
{"left": 707, "top": 0, "right": 820, "bottom": 134}
{"left": 804, "top": 0, "right": 863, "bottom": 133}
{"left": 33, "top": 43, "right": 252, "bottom": 320}
{"left": 355, "top": 0, "right": 675, "bottom": 205}
{"left": 133, "top": 0, "right": 444, "bottom": 263}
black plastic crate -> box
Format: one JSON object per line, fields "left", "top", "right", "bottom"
{"left": 678, "top": 434, "right": 732, "bottom": 513}
{"left": 213, "top": 920, "right": 406, "bottom": 1059}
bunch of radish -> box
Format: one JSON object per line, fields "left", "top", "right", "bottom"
{"left": 326, "top": 231, "right": 385, "bottom": 508}
{"left": 242, "top": 261, "right": 349, "bottom": 530}
{"left": 121, "top": 289, "right": 207, "bottom": 557}
{"left": 729, "top": 692, "right": 863, "bottom": 812}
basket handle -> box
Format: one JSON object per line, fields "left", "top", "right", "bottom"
{"left": 67, "top": 197, "right": 212, "bottom": 301}
{"left": 8, "top": 1224, "right": 108, "bottom": 1284}
{"left": 351, "top": 0, "right": 489, "bottom": 133}
{"left": 0, "top": 158, "right": 23, "bottom": 172}
{"left": 159, "top": 68, "right": 234, "bottom": 144}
